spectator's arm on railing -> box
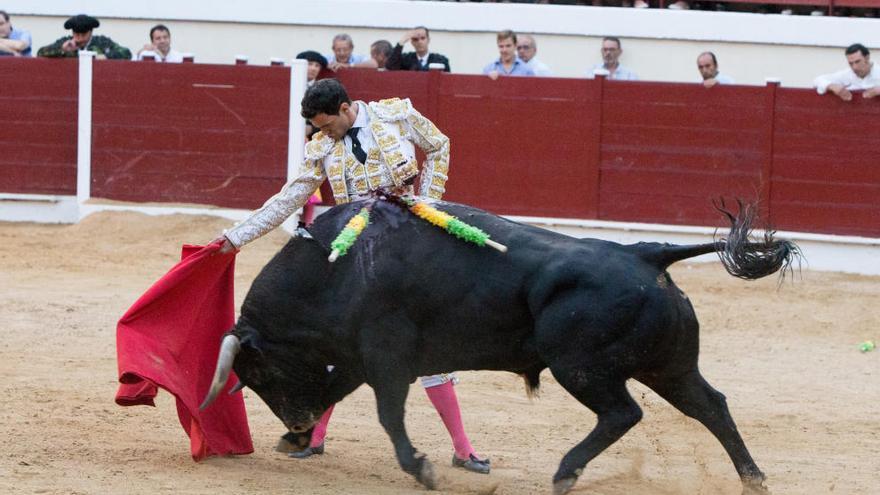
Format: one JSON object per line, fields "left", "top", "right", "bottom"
{"left": 813, "top": 69, "right": 848, "bottom": 95}
{"left": 0, "top": 37, "right": 29, "bottom": 55}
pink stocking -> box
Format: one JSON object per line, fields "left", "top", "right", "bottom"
{"left": 310, "top": 404, "right": 335, "bottom": 448}
{"left": 424, "top": 381, "right": 476, "bottom": 459}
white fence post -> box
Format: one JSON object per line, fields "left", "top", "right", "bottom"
{"left": 76, "top": 51, "right": 95, "bottom": 212}
{"left": 288, "top": 59, "right": 308, "bottom": 181}
{"left": 280, "top": 59, "right": 308, "bottom": 232}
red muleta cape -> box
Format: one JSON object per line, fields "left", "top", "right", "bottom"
{"left": 115, "top": 243, "right": 253, "bottom": 460}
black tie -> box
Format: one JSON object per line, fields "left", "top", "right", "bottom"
{"left": 347, "top": 127, "right": 367, "bottom": 164}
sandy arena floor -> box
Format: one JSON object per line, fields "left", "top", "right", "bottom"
{"left": 0, "top": 211, "right": 877, "bottom": 495}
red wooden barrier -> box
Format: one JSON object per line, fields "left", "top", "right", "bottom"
{"left": 598, "top": 81, "right": 770, "bottom": 228}
{"left": 90, "top": 61, "right": 290, "bottom": 209}
{"left": 771, "top": 88, "right": 880, "bottom": 237}
{"left": 0, "top": 58, "right": 77, "bottom": 195}
{"left": 4, "top": 59, "right": 878, "bottom": 238}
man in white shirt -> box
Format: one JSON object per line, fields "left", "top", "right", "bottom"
{"left": 135, "top": 24, "right": 183, "bottom": 63}
{"left": 814, "top": 43, "right": 880, "bottom": 101}
{"left": 697, "top": 52, "right": 735, "bottom": 87}
{"left": 516, "top": 34, "right": 553, "bottom": 77}
{"left": 588, "top": 37, "right": 638, "bottom": 81}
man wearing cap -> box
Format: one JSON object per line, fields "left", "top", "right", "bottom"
{"left": 296, "top": 50, "right": 329, "bottom": 140}
{"left": 37, "top": 14, "right": 131, "bottom": 59}
{"left": 296, "top": 50, "right": 327, "bottom": 88}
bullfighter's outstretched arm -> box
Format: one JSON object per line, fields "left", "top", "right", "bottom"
{"left": 404, "top": 108, "right": 450, "bottom": 199}
{"left": 223, "top": 151, "right": 326, "bottom": 249}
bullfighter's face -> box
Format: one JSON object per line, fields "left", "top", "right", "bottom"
{"left": 310, "top": 102, "right": 355, "bottom": 141}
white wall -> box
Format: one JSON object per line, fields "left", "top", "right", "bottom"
{"left": 6, "top": 0, "right": 877, "bottom": 87}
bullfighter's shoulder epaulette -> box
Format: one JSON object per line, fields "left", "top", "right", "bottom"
{"left": 368, "top": 98, "right": 413, "bottom": 122}
{"left": 305, "top": 131, "right": 335, "bottom": 160}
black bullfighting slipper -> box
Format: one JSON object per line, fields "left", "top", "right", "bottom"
{"left": 452, "top": 454, "right": 490, "bottom": 474}
{"left": 288, "top": 443, "right": 325, "bottom": 459}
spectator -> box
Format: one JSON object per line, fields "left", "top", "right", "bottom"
{"left": 135, "top": 24, "right": 182, "bottom": 62}
{"left": 482, "top": 30, "right": 535, "bottom": 80}
{"left": 325, "top": 33, "right": 375, "bottom": 70}
{"left": 296, "top": 50, "right": 327, "bottom": 88}
{"left": 37, "top": 14, "right": 130, "bottom": 60}
{"left": 0, "top": 10, "right": 31, "bottom": 57}
{"left": 697, "top": 51, "right": 734, "bottom": 87}
{"left": 296, "top": 50, "right": 328, "bottom": 141}
{"left": 516, "top": 34, "right": 552, "bottom": 76}
{"left": 370, "top": 39, "right": 393, "bottom": 69}
{"left": 588, "top": 37, "right": 638, "bottom": 80}
{"left": 814, "top": 43, "right": 880, "bottom": 101}
{"left": 385, "top": 26, "right": 451, "bottom": 72}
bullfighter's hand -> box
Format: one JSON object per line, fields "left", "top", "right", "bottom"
{"left": 212, "top": 236, "right": 237, "bottom": 254}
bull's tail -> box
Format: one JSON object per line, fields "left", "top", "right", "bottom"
{"left": 634, "top": 199, "right": 801, "bottom": 280}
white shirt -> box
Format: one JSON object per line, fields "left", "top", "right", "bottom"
{"left": 814, "top": 63, "right": 880, "bottom": 94}
{"left": 526, "top": 57, "right": 553, "bottom": 76}
{"left": 588, "top": 63, "right": 638, "bottom": 80}
{"left": 345, "top": 102, "right": 377, "bottom": 155}
{"left": 701, "top": 73, "right": 735, "bottom": 85}
{"left": 136, "top": 48, "right": 184, "bottom": 63}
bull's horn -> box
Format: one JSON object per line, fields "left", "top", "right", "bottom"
{"left": 228, "top": 380, "right": 246, "bottom": 394}
{"left": 199, "top": 334, "right": 241, "bottom": 410}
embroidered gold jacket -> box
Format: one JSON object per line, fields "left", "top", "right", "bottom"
{"left": 224, "top": 98, "right": 450, "bottom": 248}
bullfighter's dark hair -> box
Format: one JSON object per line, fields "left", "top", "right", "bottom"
{"left": 149, "top": 24, "right": 170, "bottom": 41}
{"left": 0, "top": 10, "right": 9, "bottom": 22}
{"left": 301, "top": 79, "right": 351, "bottom": 119}
{"left": 845, "top": 43, "right": 869, "bottom": 57}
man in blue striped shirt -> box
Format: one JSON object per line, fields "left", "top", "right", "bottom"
{"left": 482, "top": 30, "right": 535, "bottom": 80}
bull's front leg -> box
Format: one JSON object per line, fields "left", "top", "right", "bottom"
{"left": 370, "top": 376, "right": 436, "bottom": 490}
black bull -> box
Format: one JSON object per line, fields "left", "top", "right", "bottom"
{"left": 202, "top": 198, "right": 798, "bottom": 494}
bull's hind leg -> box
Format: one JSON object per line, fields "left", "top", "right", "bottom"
{"left": 548, "top": 365, "right": 644, "bottom": 495}
{"left": 639, "top": 370, "right": 768, "bottom": 493}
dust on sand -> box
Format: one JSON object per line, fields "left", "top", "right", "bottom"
{"left": 0, "top": 212, "right": 877, "bottom": 494}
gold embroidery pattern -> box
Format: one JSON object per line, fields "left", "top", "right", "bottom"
{"left": 404, "top": 106, "right": 450, "bottom": 199}
{"left": 226, "top": 99, "right": 449, "bottom": 249}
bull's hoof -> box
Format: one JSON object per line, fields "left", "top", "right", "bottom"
{"left": 742, "top": 471, "right": 769, "bottom": 494}
{"left": 416, "top": 456, "right": 437, "bottom": 490}
{"left": 552, "top": 477, "right": 577, "bottom": 495}
{"left": 275, "top": 432, "right": 310, "bottom": 453}
{"left": 742, "top": 481, "right": 771, "bottom": 495}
